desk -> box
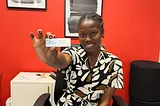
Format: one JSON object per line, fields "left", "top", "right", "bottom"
{"left": 11, "top": 72, "right": 56, "bottom": 106}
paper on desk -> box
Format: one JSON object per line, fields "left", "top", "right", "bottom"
{"left": 45, "top": 38, "right": 71, "bottom": 47}
{"left": 19, "top": 74, "right": 42, "bottom": 80}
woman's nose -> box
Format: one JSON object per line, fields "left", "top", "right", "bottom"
{"left": 85, "top": 35, "right": 92, "bottom": 41}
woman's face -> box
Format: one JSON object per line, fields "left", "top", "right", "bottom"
{"left": 78, "top": 19, "right": 102, "bottom": 53}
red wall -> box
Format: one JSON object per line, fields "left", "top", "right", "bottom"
{"left": 0, "top": 0, "right": 160, "bottom": 106}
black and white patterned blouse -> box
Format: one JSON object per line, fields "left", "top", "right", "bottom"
{"left": 57, "top": 45, "right": 123, "bottom": 106}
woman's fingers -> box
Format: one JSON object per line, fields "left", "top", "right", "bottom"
{"left": 30, "top": 33, "right": 36, "bottom": 42}
{"left": 30, "top": 29, "right": 56, "bottom": 40}
{"left": 45, "top": 33, "right": 57, "bottom": 53}
{"left": 46, "top": 32, "right": 52, "bottom": 39}
{"left": 46, "top": 32, "right": 56, "bottom": 39}
{"left": 37, "top": 29, "right": 43, "bottom": 39}
{"left": 45, "top": 32, "right": 57, "bottom": 51}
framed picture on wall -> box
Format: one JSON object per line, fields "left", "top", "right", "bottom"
{"left": 65, "top": 0, "right": 103, "bottom": 37}
{"left": 7, "top": 0, "right": 46, "bottom": 10}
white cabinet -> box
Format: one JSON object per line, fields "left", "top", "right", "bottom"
{"left": 10, "top": 72, "right": 56, "bottom": 106}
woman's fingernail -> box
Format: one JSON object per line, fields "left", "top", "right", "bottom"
{"left": 37, "top": 29, "right": 42, "bottom": 34}
{"left": 53, "top": 35, "right": 56, "bottom": 38}
{"left": 30, "top": 33, "right": 34, "bottom": 38}
{"left": 39, "top": 31, "right": 42, "bottom": 34}
{"left": 49, "top": 35, "right": 53, "bottom": 39}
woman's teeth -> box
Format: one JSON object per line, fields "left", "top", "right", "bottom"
{"left": 86, "top": 44, "right": 93, "bottom": 48}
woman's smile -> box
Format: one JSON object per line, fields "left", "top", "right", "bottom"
{"left": 85, "top": 43, "right": 94, "bottom": 49}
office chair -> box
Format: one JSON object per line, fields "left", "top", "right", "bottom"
{"left": 33, "top": 93, "right": 51, "bottom": 106}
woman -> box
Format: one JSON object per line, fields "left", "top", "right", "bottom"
{"left": 30, "top": 13, "right": 123, "bottom": 106}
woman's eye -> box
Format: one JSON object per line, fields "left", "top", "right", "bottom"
{"left": 90, "top": 32, "right": 97, "bottom": 36}
{"left": 79, "top": 33, "right": 86, "bottom": 37}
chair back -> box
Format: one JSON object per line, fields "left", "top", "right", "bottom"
{"left": 33, "top": 93, "right": 51, "bottom": 106}
{"left": 54, "top": 70, "right": 67, "bottom": 104}
{"left": 112, "top": 95, "right": 128, "bottom": 106}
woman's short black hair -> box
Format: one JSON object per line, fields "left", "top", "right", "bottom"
{"left": 78, "top": 12, "right": 104, "bottom": 35}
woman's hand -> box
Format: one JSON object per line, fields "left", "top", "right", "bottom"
{"left": 29, "top": 29, "right": 58, "bottom": 63}
{"left": 98, "top": 87, "right": 116, "bottom": 106}
{"left": 30, "top": 29, "right": 71, "bottom": 69}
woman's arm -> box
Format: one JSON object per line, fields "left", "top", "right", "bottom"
{"left": 45, "top": 51, "right": 71, "bottom": 69}
{"left": 98, "top": 87, "right": 116, "bottom": 106}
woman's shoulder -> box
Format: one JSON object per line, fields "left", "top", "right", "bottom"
{"left": 103, "top": 50, "right": 121, "bottom": 61}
